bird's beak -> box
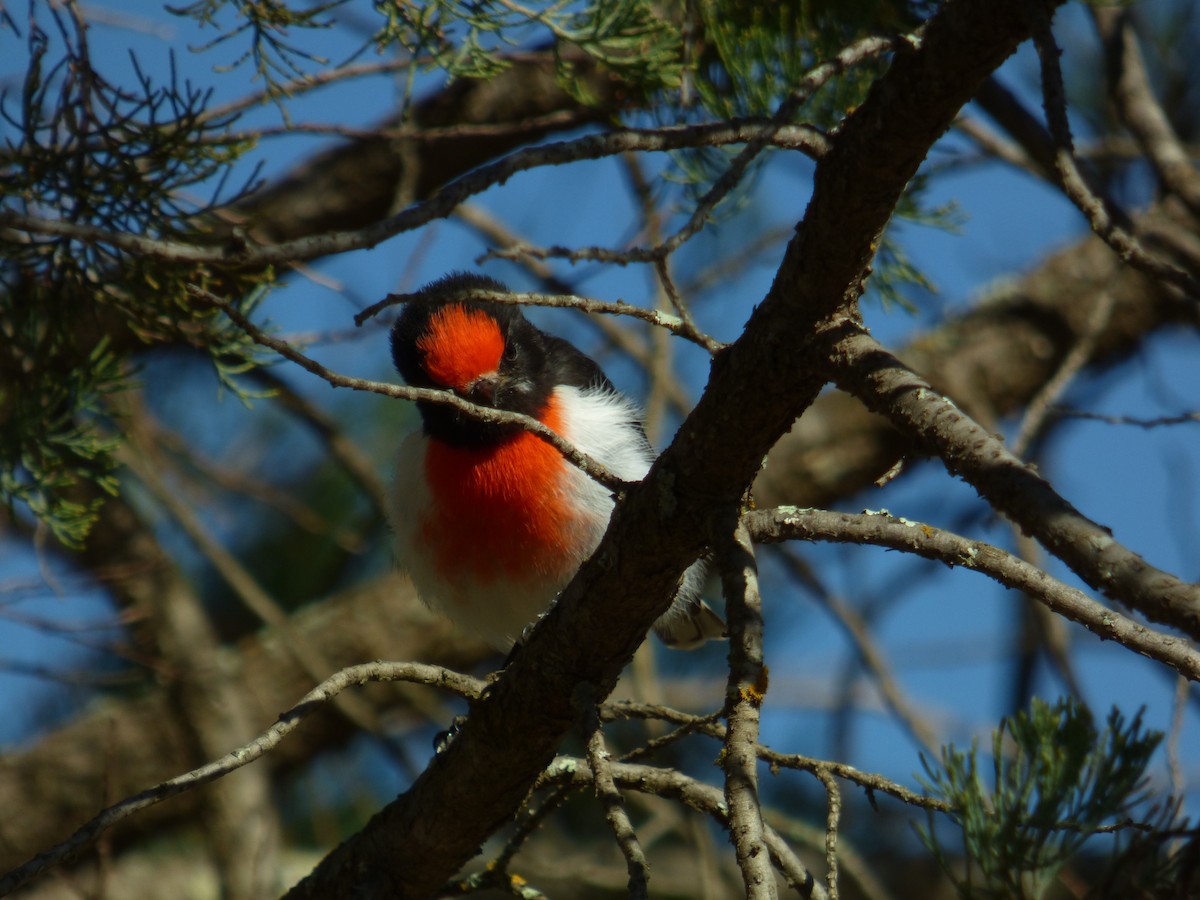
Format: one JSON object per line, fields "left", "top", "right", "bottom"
{"left": 459, "top": 372, "right": 501, "bottom": 406}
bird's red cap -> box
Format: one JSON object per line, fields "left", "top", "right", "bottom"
{"left": 416, "top": 304, "right": 504, "bottom": 391}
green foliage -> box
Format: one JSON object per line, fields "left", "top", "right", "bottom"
{"left": 660, "top": 0, "right": 960, "bottom": 289}
{"left": 0, "top": 4, "right": 264, "bottom": 545}
{"left": 916, "top": 698, "right": 1163, "bottom": 900}
{"left": 0, "top": 323, "right": 122, "bottom": 549}
{"left": 372, "top": 0, "right": 682, "bottom": 103}
{"left": 688, "top": 1, "right": 826, "bottom": 119}
{"left": 684, "top": 0, "right": 924, "bottom": 120}
{"left": 868, "top": 235, "right": 934, "bottom": 313}
{"left": 170, "top": 0, "right": 349, "bottom": 96}
{"left": 867, "top": 176, "right": 963, "bottom": 311}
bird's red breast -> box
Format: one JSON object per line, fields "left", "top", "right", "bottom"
{"left": 411, "top": 300, "right": 586, "bottom": 585}
{"left": 420, "top": 392, "right": 587, "bottom": 587}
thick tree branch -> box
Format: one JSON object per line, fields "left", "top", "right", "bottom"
{"left": 820, "top": 327, "right": 1200, "bottom": 640}
{"left": 754, "top": 201, "right": 1197, "bottom": 509}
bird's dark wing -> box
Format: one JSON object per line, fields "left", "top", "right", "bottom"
{"left": 541, "top": 333, "right": 616, "bottom": 394}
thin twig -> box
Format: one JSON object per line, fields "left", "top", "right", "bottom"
{"left": 248, "top": 368, "right": 392, "bottom": 522}
{"left": 0, "top": 662, "right": 483, "bottom": 898}
{"left": 539, "top": 758, "right": 828, "bottom": 900}
{"left": 1091, "top": 7, "right": 1200, "bottom": 217}
{"left": 618, "top": 708, "right": 726, "bottom": 765}
{"left": 1005, "top": 527, "right": 1086, "bottom": 709}
{"left": 746, "top": 506, "right": 1200, "bottom": 682}
{"left": 774, "top": 547, "right": 942, "bottom": 757}
{"left": 138, "top": 408, "right": 367, "bottom": 552}
{"left": 1011, "top": 289, "right": 1117, "bottom": 458}
{"left": 768, "top": 815, "right": 896, "bottom": 900}
{"left": 678, "top": 223, "right": 795, "bottom": 298}
{"left": 601, "top": 697, "right": 1176, "bottom": 839}
{"left": 585, "top": 714, "right": 651, "bottom": 898}
{"left": 623, "top": 151, "right": 684, "bottom": 443}
{"left": 1030, "top": 9, "right": 1200, "bottom": 301}
{"left": 489, "top": 784, "right": 580, "bottom": 878}
{"left": 953, "top": 115, "right": 1047, "bottom": 179}
{"left": 118, "top": 428, "right": 416, "bottom": 775}
{"left": 813, "top": 768, "right": 842, "bottom": 900}
{"left": 0, "top": 120, "right": 829, "bottom": 268}
{"left": 189, "top": 285, "right": 632, "bottom": 493}
{"left": 653, "top": 258, "right": 708, "bottom": 365}
{"left": 1, "top": 37, "right": 899, "bottom": 278}
{"left": 452, "top": 202, "right": 695, "bottom": 420}
{"left": 1167, "top": 673, "right": 1189, "bottom": 801}
{"left": 212, "top": 109, "right": 590, "bottom": 146}
{"left": 716, "top": 507, "right": 776, "bottom": 898}
{"left": 1048, "top": 409, "right": 1200, "bottom": 429}
{"left": 358, "top": 286, "right": 725, "bottom": 354}
{"left": 603, "top": 698, "right": 943, "bottom": 809}
{"left": 198, "top": 59, "right": 415, "bottom": 125}
{"left": 483, "top": 33, "right": 901, "bottom": 270}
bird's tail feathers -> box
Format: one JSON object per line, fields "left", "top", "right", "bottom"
{"left": 653, "top": 562, "right": 727, "bottom": 650}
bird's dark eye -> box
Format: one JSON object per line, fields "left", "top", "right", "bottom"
{"left": 502, "top": 342, "right": 518, "bottom": 364}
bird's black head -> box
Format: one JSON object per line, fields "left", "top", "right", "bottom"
{"left": 390, "top": 273, "right": 553, "bottom": 446}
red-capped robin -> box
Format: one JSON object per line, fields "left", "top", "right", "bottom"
{"left": 389, "top": 272, "right": 725, "bottom": 651}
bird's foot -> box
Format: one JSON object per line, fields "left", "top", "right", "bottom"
{"left": 432, "top": 714, "right": 469, "bottom": 755}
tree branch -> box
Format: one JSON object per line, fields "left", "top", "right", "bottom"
{"left": 0, "top": 663, "right": 483, "bottom": 898}
{"left": 360, "top": 286, "right": 724, "bottom": 353}
{"left": 539, "top": 758, "right": 828, "bottom": 899}
{"left": 754, "top": 200, "right": 1197, "bottom": 510}
{"left": 584, "top": 716, "right": 650, "bottom": 899}
{"left": 716, "top": 508, "right": 775, "bottom": 898}
{"left": 0, "top": 121, "right": 827, "bottom": 268}
{"left": 1030, "top": 8, "right": 1200, "bottom": 300}
{"left": 817, "top": 327, "right": 1200, "bottom": 640}
{"left": 1091, "top": 7, "right": 1200, "bottom": 218}
{"left": 0, "top": 574, "right": 491, "bottom": 876}
{"left": 746, "top": 507, "right": 1200, "bottom": 681}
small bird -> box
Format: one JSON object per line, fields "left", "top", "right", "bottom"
{"left": 389, "top": 272, "right": 725, "bottom": 651}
